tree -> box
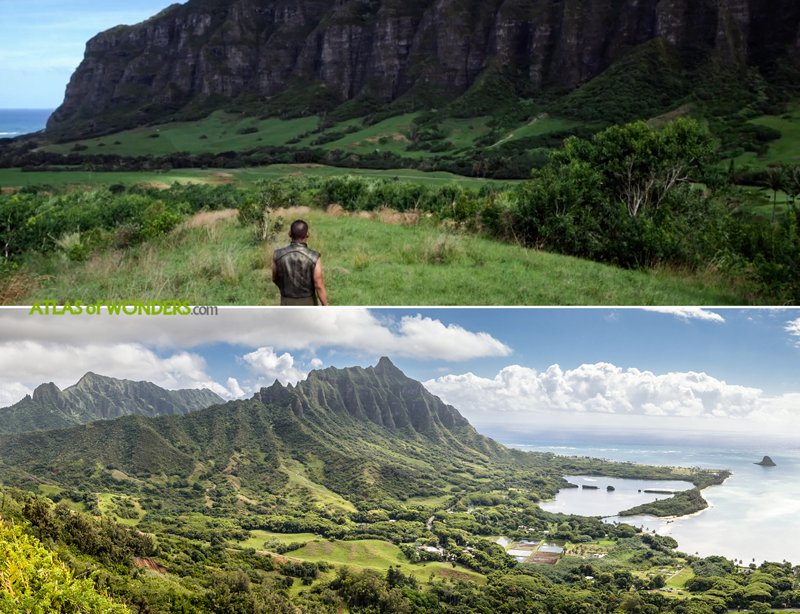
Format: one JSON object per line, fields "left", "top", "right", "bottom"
{"left": 552, "top": 118, "right": 716, "bottom": 217}
{"left": 763, "top": 166, "right": 786, "bottom": 223}
{"left": 785, "top": 165, "right": 800, "bottom": 214}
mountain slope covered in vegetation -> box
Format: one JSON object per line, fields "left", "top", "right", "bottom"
{"left": 0, "top": 372, "right": 223, "bottom": 434}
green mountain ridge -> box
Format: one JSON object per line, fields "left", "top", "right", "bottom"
{"left": 0, "top": 372, "right": 224, "bottom": 434}
{"left": 0, "top": 359, "right": 509, "bottom": 503}
{"left": 0, "top": 358, "right": 726, "bottom": 516}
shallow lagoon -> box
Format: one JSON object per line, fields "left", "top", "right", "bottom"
{"left": 510, "top": 440, "right": 800, "bottom": 564}
{"left": 540, "top": 475, "right": 693, "bottom": 517}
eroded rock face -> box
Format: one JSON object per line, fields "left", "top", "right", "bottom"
{"left": 47, "top": 0, "right": 800, "bottom": 135}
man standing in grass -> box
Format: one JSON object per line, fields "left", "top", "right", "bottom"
{"left": 272, "top": 220, "right": 329, "bottom": 306}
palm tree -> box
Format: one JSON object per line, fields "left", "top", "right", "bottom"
{"left": 764, "top": 166, "right": 787, "bottom": 223}
{"left": 785, "top": 165, "right": 800, "bottom": 215}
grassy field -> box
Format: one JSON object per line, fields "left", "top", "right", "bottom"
{"left": 97, "top": 492, "right": 144, "bottom": 526}
{"left": 489, "top": 114, "right": 582, "bottom": 148}
{"left": 35, "top": 109, "right": 582, "bottom": 160}
{"left": 42, "top": 111, "right": 320, "bottom": 156}
{"left": 234, "top": 531, "right": 485, "bottom": 583}
{"left": 237, "top": 530, "right": 321, "bottom": 549}
{"left": 0, "top": 164, "right": 507, "bottom": 190}
{"left": 738, "top": 185, "right": 793, "bottom": 220}
{"left": 665, "top": 566, "right": 694, "bottom": 589}
{"left": 3, "top": 208, "right": 753, "bottom": 306}
{"left": 734, "top": 104, "right": 800, "bottom": 169}
{"left": 284, "top": 538, "right": 484, "bottom": 582}
{"left": 314, "top": 113, "right": 421, "bottom": 157}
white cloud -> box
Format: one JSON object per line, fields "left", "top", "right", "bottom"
{"left": 425, "top": 362, "right": 765, "bottom": 421}
{"left": 0, "top": 382, "right": 34, "bottom": 408}
{"left": 310, "top": 358, "right": 324, "bottom": 369}
{"left": 393, "top": 315, "right": 511, "bottom": 360}
{"left": 0, "top": 308, "right": 510, "bottom": 362}
{"left": 242, "top": 347, "right": 306, "bottom": 385}
{"left": 643, "top": 308, "right": 725, "bottom": 323}
{"left": 226, "top": 377, "right": 245, "bottom": 398}
{"left": 785, "top": 318, "right": 800, "bottom": 341}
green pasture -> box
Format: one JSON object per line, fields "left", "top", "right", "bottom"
{"left": 286, "top": 538, "right": 484, "bottom": 582}
{"left": 316, "top": 113, "right": 420, "bottom": 156}
{"left": 42, "top": 111, "right": 319, "bottom": 156}
{"left": 734, "top": 104, "right": 800, "bottom": 168}
{"left": 489, "top": 114, "right": 582, "bottom": 148}
{"left": 0, "top": 164, "right": 507, "bottom": 190}
{"left": 34, "top": 109, "right": 585, "bottom": 160}
{"left": 237, "top": 530, "right": 320, "bottom": 550}
{"left": 96, "top": 492, "right": 144, "bottom": 526}
{"left": 665, "top": 566, "right": 694, "bottom": 589}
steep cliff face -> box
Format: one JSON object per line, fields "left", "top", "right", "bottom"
{"left": 255, "top": 357, "right": 478, "bottom": 440}
{"left": 48, "top": 0, "right": 800, "bottom": 135}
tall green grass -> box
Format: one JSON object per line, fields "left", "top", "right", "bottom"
{"left": 11, "top": 211, "right": 751, "bottom": 306}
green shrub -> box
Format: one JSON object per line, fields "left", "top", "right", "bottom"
{"left": 0, "top": 520, "right": 129, "bottom": 613}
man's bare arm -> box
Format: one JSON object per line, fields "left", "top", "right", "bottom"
{"left": 314, "top": 259, "right": 329, "bottom": 306}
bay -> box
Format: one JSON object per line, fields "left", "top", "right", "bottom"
{"left": 507, "top": 439, "right": 800, "bottom": 564}
{"left": 0, "top": 109, "right": 53, "bottom": 137}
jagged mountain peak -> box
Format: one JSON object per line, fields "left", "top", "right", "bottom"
{"left": 256, "top": 358, "right": 472, "bottom": 439}
{"left": 72, "top": 371, "right": 119, "bottom": 389}
{"left": 0, "top": 359, "right": 506, "bottom": 502}
{"left": 1, "top": 373, "right": 224, "bottom": 434}
{"left": 374, "top": 356, "right": 405, "bottom": 377}
{"left": 31, "top": 382, "right": 62, "bottom": 403}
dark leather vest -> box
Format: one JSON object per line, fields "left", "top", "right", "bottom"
{"left": 273, "top": 242, "right": 320, "bottom": 299}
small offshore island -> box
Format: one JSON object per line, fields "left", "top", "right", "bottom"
{"left": 756, "top": 455, "right": 777, "bottom": 467}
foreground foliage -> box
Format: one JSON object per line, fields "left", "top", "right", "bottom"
{"left": 2, "top": 119, "right": 799, "bottom": 303}
{"left": 0, "top": 518, "right": 129, "bottom": 613}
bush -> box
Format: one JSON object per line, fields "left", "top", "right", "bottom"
{"left": 0, "top": 521, "right": 129, "bottom": 613}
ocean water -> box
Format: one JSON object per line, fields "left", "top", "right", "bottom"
{"left": 507, "top": 439, "right": 800, "bottom": 565}
{"left": 0, "top": 109, "right": 53, "bottom": 137}
{"left": 539, "top": 475, "right": 695, "bottom": 517}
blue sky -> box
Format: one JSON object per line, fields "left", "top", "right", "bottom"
{"left": 0, "top": 0, "right": 179, "bottom": 108}
{"left": 1, "top": 307, "right": 799, "bottom": 442}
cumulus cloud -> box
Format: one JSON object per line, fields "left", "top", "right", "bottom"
{"left": 0, "top": 309, "right": 509, "bottom": 361}
{"left": 393, "top": 316, "right": 511, "bottom": 360}
{"left": 310, "top": 358, "right": 324, "bottom": 369}
{"left": 642, "top": 308, "right": 725, "bottom": 323}
{"left": 425, "top": 362, "right": 766, "bottom": 421}
{"left": 0, "top": 341, "right": 229, "bottom": 406}
{"left": 785, "top": 318, "right": 800, "bottom": 342}
{"left": 242, "top": 347, "right": 306, "bottom": 385}
{"left": 226, "top": 378, "right": 245, "bottom": 398}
